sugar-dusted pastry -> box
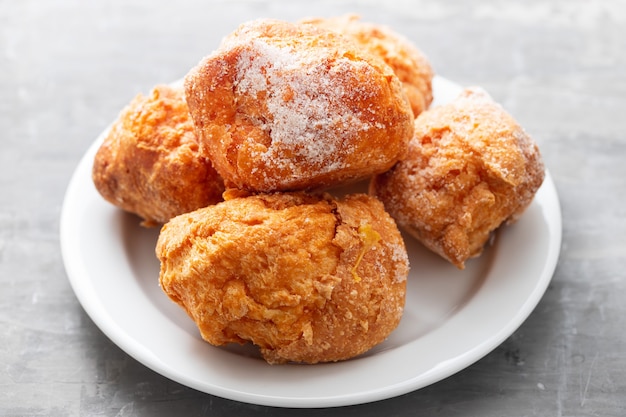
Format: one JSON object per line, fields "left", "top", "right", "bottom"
{"left": 371, "top": 88, "right": 545, "bottom": 269}
{"left": 156, "top": 192, "right": 409, "bottom": 364}
{"left": 184, "top": 18, "right": 414, "bottom": 193}
{"left": 92, "top": 84, "right": 224, "bottom": 225}
{"left": 300, "top": 14, "right": 434, "bottom": 117}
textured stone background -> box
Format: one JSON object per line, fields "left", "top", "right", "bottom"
{"left": 1, "top": 0, "right": 625, "bottom": 415}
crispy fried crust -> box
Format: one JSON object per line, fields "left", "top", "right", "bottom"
{"left": 184, "top": 18, "right": 414, "bottom": 193}
{"left": 92, "top": 85, "right": 224, "bottom": 225}
{"left": 300, "top": 14, "right": 434, "bottom": 117}
{"left": 156, "top": 192, "right": 408, "bottom": 364}
{"left": 371, "top": 88, "right": 545, "bottom": 269}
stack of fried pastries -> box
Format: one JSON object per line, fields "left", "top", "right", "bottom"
{"left": 91, "top": 16, "right": 544, "bottom": 364}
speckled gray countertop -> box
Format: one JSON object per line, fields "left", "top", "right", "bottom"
{"left": 2, "top": 0, "right": 625, "bottom": 415}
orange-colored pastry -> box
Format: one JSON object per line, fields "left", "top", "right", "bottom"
{"left": 184, "top": 18, "right": 414, "bottom": 193}
{"left": 300, "top": 14, "right": 434, "bottom": 117}
{"left": 156, "top": 192, "right": 409, "bottom": 364}
{"left": 371, "top": 88, "right": 545, "bottom": 269}
{"left": 92, "top": 84, "right": 225, "bottom": 225}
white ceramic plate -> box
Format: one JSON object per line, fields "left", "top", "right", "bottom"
{"left": 60, "top": 76, "right": 562, "bottom": 408}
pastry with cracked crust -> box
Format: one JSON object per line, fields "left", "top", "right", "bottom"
{"left": 92, "top": 84, "right": 225, "bottom": 226}
{"left": 300, "top": 14, "right": 434, "bottom": 117}
{"left": 156, "top": 191, "right": 409, "bottom": 364}
{"left": 184, "top": 18, "right": 414, "bottom": 193}
{"left": 370, "top": 87, "right": 545, "bottom": 269}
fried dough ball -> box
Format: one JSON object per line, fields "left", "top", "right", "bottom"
{"left": 371, "top": 88, "right": 545, "bottom": 269}
{"left": 300, "top": 14, "right": 434, "bottom": 117}
{"left": 184, "top": 18, "right": 414, "bottom": 193}
{"left": 92, "top": 85, "right": 225, "bottom": 225}
{"left": 156, "top": 192, "right": 409, "bottom": 364}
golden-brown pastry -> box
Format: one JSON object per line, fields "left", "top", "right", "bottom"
{"left": 184, "top": 18, "right": 414, "bottom": 193}
{"left": 156, "top": 192, "right": 409, "bottom": 364}
{"left": 371, "top": 87, "right": 545, "bottom": 269}
{"left": 300, "top": 14, "right": 434, "bottom": 117}
{"left": 92, "top": 84, "right": 225, "bottom": 225}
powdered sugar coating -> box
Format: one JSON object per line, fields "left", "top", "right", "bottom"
{"left": 184, "top": 19, "right": 414, "bottom": 192}
{"left": 233, "top": 39, "right": 370, "bottom": 174}
{"left": 300, "top": 14, "right": 434, "bottom": 117}
{"left": 371, "top": 87, "right": 545, "bottom": 269}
